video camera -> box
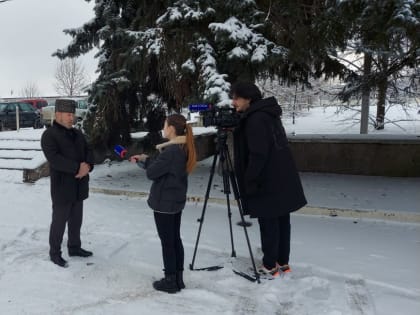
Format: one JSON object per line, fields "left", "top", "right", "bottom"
{"left": 189, "top": 104, "right": 240, "bottom": 128}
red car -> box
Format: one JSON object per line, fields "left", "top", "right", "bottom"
{"left": 18, "top": 98, "right": 48, "bottom": 113}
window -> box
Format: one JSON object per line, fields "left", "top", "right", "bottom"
{"left": 18, "top": 103, "right": 34, "bottom": 111}
{"left": 37, "top": 101, "right": 48, "bottom": 109}
{"left": 6, "top": 103, "right": 17, "bottom": 111}
{"left": 78, "top": 99, "right": 88, "bottom": 109}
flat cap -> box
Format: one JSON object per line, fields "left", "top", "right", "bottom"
{"left": 55, "top": 99, "right": 76, "bottom": 113}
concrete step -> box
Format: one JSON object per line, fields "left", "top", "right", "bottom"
{"left": 0, "top": 140, "right": 41, "bottom": 150}
{"left": 0, "top": 129, "right": 47, "bottom": 181}
{"left": 0, "top": 137, "right": 45, "bottom": 170}
{"left": 0, "top": 149, "right": 40, "bottom": 159}
{"left": 0, "top": 151, "right": 46, "bottom": 170}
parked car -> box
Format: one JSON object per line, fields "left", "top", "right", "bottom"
{"left": 18, "top": 98, "right": 48, "bottom": 113}
{"left": 0, "top": 102, "right": 41, "bottom": 131}
{"left": 41, "top": 98, "right": 88, "bottom": 127}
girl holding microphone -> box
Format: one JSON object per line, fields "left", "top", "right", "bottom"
{"left": 130, "top": 114, "right": 196, "bottom": 293}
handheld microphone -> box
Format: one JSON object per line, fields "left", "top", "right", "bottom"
{"left": 114, "top": 145, "right": 128, "bottom": 159}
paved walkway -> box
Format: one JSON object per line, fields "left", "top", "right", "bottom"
{"left": 90, "top": 157, "right": 420, "bottom": 223}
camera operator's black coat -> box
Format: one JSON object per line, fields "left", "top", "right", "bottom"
{"left": 233, "top": 97, "right": 307, "bottom": 218}
{"left": 41, "top": 121, "right": 94, "bottom": 205}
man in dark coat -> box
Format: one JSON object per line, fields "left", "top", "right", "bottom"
{"left": 231, "top": 82, "right": 307, "bottom": 277}
{"left": 41, "top": 99, "right": 94, "bottom": 268}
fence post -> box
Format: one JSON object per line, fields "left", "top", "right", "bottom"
{"left": 16, "top": 105, "right": 20, "bottom": 131}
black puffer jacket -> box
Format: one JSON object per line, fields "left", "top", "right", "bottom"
{"left": 41, "top": 122, "right": 94, "bottom": 205}
{"left": 145, "top": 140, "right": 188, "bottom": 214}
{"left": 233, "top": 97, "right": 307, "bottom": 218}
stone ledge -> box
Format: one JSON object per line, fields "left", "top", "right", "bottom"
{"left": 23, "top": 162, "right": 50, "bottom": 183}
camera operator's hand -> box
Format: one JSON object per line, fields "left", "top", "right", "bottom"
{"left": 129, "top": 154, "right": 148, "bottom": 163}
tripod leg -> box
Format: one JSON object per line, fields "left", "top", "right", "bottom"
{"left": 225, "top": 149, "right": 261, "bottom": 283}
{"left": 190, "top": 152, "right": 218, "bottom": 270}
{"left": 220, "top": 154, "right": 236, "bottom": 258}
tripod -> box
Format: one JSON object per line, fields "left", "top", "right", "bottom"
{"left": 189, "top": 128, "right": 260, "bottom": 283}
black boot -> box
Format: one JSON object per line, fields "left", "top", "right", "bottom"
{"left": 68, "top": 247, "right": 93, "bottom": 257}
{"left": 153, "top": 274, "right": 179, "bottom": 294}
{"left": 176, "top": 271, "right": 185, "bottom": 290}
{"left": 50, "top": 255, "right": 68, "bottom": 268}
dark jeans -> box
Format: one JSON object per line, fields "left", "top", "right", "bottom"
{"left": 257, "top": 214, "right": 291, "bottom": 269}
{"left": 154, "top": 211, "right": 184, "bottom": 275}
{"left": 49, "top": 201, "right": 83, "bottom": 257}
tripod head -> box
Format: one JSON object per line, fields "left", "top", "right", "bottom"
{"left": 215, "top": 127, "right": 234, "bottom": 151}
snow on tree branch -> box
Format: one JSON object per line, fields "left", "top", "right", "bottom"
{"left": 195, "top": 38, "right": 230, "bottom": 106}
{"left": 209, "top": 17, "right": 287, "bottom": 63}
{"left": 156, "top": 2, "right": 215, "bottom": 25}
{"left": 127, "top": 28, "right": 164, "bottom": 56}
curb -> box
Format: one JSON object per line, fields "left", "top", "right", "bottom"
{"left": 90, "top": 187, "right": 420, "bottom": 224}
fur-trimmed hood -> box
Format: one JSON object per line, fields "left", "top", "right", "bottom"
{"left": 155, "top": 136, "right": 186, "bottom": 152}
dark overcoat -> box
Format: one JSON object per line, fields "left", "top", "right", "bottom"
{"left": 233, "top": 97, "right": 307, "bottom": 218}
{"left": 41, "top": 121, "right": 94, "bottom": 205}
{"left": 145, "top": 143, "right": 188, "bottom": 214}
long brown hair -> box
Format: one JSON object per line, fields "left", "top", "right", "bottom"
{"left": 166, "top": 114, "right": 197, "bottom": 173}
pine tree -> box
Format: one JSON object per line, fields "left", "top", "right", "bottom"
{"left": 54, "top": 0, "right": 290, "bottom": 148}
{"left": 336, "top": 0, "right": 420, "bottom": 131}
{"left": 256, "top": 0, "right": 350, "bottom": 84}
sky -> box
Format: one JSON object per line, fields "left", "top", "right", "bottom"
{"left": 0, "top": 0, "right": 98, "bottom": 98}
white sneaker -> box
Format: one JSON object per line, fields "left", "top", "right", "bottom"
{"left": 257, "top": 265, "right": 280, "bottom": 279}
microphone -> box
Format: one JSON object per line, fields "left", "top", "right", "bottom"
{"left": 114, "top": 145, "right": 128, "bottom": 159}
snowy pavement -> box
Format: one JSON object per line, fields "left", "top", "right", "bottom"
{"left": 0, "top": 162, "right": 419, "bottom": 315}
{"left": 91, "top": 157, "right": 420, "bottom": 220}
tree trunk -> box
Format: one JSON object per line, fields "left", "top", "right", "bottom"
{"left": 375, "top": 78, "right": 387, "bottom": 130}
{"left": 360, "top": 53, "right": 372, "bottom": 134}
{"left": 375, "top": 57, "right": 389, "bottom": 130}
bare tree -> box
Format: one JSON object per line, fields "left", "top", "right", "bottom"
{"left": 20, "top": 82, "right": 40, "bottom": 98}
{"left": 54, "top": 58, "right": 88, "bottom": 96}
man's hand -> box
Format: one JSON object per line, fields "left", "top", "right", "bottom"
{"left": 75, "top": 162, "right": 90, "bottom": 179}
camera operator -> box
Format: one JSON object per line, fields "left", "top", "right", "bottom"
{"left": 231, "top": 82, "right": 307, "bottom": 278}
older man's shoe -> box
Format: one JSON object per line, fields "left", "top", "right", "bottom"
{"left": 153, "top": 274, "right": 179, "bottom": 294}
{"left": 50, "top": 255, "right": 68, "bottom": 268}
{"left": 68, "top": 247, "right": 93, "bottom": 257}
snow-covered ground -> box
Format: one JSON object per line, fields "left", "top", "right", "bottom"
{"left": 190, "top": 104, "right": 420, "bottom": 135}
{"left": 282, "top": 104, "right": 420, "bottom": 135}
{"left": 0, "top": 104, "right": 419, "bottom": 314}
{"left": 91, "top": 158, "right": 420, "bottom": 215}
{"left": 0, "top": 167, "right": 419, "bottom": 315}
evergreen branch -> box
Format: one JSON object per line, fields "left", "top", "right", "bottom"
{"left": 329, "top": 54, "right": 363, "bottom": 72}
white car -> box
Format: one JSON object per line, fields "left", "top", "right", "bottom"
{"left": 41, "top": 98, "right": 88, "bottom": 126}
